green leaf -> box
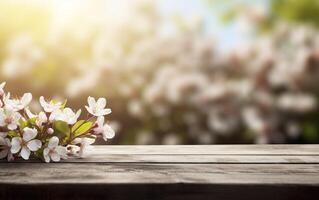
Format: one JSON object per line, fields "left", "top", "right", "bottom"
{"left": 53, "top": 120, "right": 70, "bottom": 138}
{"left": 7, "top": 130, "right": 18, "bottom": 137}
{"left": 18, "top": 118, "right": 27, "bottom": 129}
{"left": 71, "top": 120, "right": 93, "bottom": 136}
{"left": 27, "top": 117, "right": 37, "bottom": 126}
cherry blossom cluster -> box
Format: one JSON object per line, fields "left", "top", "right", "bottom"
{"left": 0, "top": 82, "right": 115, "bottom": 162}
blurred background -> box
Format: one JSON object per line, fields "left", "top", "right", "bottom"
{"left": 1, "top": 0, "right": 319, "bottom": 144}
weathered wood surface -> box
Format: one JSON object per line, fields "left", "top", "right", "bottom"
{"left": 1, "top": 145, "right": 319, "bottom": 200}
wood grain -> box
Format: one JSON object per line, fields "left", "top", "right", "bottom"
{"left": 1, "top": 145, "right": 319, "bottom": 200}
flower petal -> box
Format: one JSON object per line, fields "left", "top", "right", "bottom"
{"left": 48, "top": 136, "right": 59, "bottom": 149}
{"left": 43, "top": 148, "right": 50, "bottom": 163}
{"left": 97, "top": 98, "right": 106, "bottom": 109}
{"left": 20, "top": 147, "right": 31, "bottom": 160}
{"left": 7, "top": 123, "right": 18, "bottom": 130}
{"left": 50, "top": 152, "right": 61, "bottom": 162}
{"left": 97, "top": 116, "right": 104, "bottom": 126}
{"left": 27, "top": 139, "right": 42, "bottom": 151}
{"left": 23, "top": 127, "right": 38, "bottom": 141}
{"left": 10, "top": 137, "right": 22, "bottom": 153}
{"left": 21, "top": 93, "right": 32, "bottom": 107}
{"left": 87, "top": 96, "right": 95, "bottom": 108}
{"left": 56, "top": 146, "right": 67, "bottom": 158}
{"left": 84, "top": 137, "right": 96, "bottom": 145}
{"left": 99, "top": 109, "right": 112, "bottom": 116}
{"left": 39, "top": 96, "right": 47, "bottom": 109}
{"left": 38, "top": 112, "right": 47, "bottom": 124}
{"left": 102, "top": 125, "right": 115, "bottom": 141}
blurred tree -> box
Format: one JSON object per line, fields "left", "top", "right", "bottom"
{"left": 206, "top": 0, "right": 319, "bottom": 32}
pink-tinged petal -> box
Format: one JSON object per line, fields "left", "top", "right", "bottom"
{"left": 23, "top": 127, "right": 37, "bottom": 141}
{"left": 0, "top": 149, "right": 8, "bottom": 159}
{"left": 49, "top": 110, "right": 60, "bottom": 122}
{"left": 48, "top": 136, "right": 59, "bottom": 149}
{"left": 27, "top": 139, "right": 42, "bottom": 151}
{"left": 38, "top": 111, "right": 47, "bottom": 125}
{"left": 7, "top": 123, "right": 18, "bottom": 130}
{"left": 39, "top": 96, "right": 47, "bottom": 108}
{"left": 97, "top": 98, "right": 106, "bottom": 109}
{"left": 50, "top": 152, "right": 61, "bottom": 162}
{"left": 43, "top": 148, "right": 50, "bottom": 163}
{"left": 10, "top": 137, "right": 22, "bottom": 153}
{"left": 20, "top": 147, "right": 31, "bottom": 160}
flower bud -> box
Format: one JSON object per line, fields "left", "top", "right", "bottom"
{"left": 47, "top": 128, "right": 54, "bottom": 135}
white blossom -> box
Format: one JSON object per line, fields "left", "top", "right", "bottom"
{"left": 49, "top": 108, "right": 81, "bottom": 124}
{"left": 93, "top": 116, "right": 115, "bottom": 141}
{"left": 11, "top": 127, "right": 42, "bottom": 160}
{"left": 0, "top": 108, "right": 21, "bottom": 130}
{"left": 43, "top": 136, "right": 67, "bottom": 163}
{"left": 3, "top": 92, "right": 32, "bottom": 111}
{"left": 39, "top": 96, "right": 62, "bottom": 113}
{"left": 85, "top": 96, "right": 111, "bottom": 116}
{"left": 0, "top": 135, "right": 13, "bottom": 161}
{"left": 72, "top": 137, "right": 95, "bottom": 158}
{"left": 37, "top": 111, "right": 48, "bottom": 126}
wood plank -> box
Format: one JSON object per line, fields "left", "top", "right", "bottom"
{"left": 2, "top": 145, "right": 319, "bottom": 164}
{"left": 1, "top": 145, "right": 319, "bottom": 200}
{"left": 90, "top": 145, "right": 319, "bottom": 155}
{"left": 65, "top": 145, "right": 319, "bottom": 163}
{"left": 1, "top": 163, "right": 319, "bottom": 185}
{"left": 65, "top": 154, "right": 319, "bottom": 163}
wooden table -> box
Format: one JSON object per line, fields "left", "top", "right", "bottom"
{"left": 1, "top": 145, "right": 319, "bottom": 200}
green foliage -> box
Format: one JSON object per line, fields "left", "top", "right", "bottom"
{"left": 18, "top": 118, "right": 27, "bottom": 129}
{"left": 271, "top": 0, "right": 319, "bottom": 27}
{"left": 7, "top": 130, "right": 18, "bottom": 138}
{"left": 53, "top": 120, "right": 70, "bottom": 140}
{"left": 27, "top": 117, "right": 37, "bottom": 126}
{"left": 208, "top": 0, "right": 319, "bottom": 31}
{"left": 71, "top": 120, "right": 93, "bottom": 136}
{"left": 302, "top": 122, "right": 319, "bottom": 143}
